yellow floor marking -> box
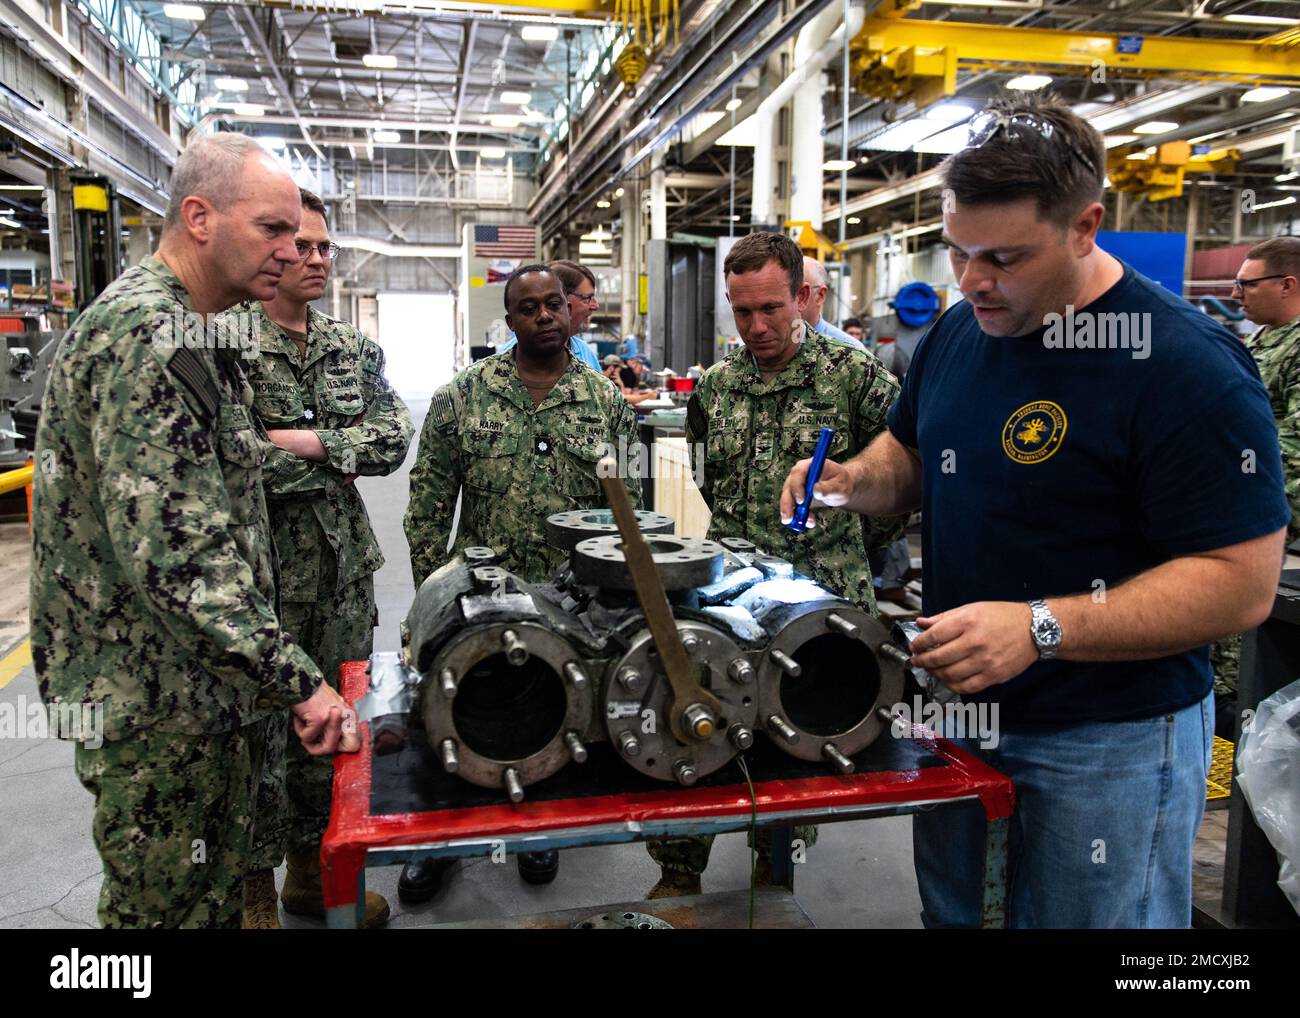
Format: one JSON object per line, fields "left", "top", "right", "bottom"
{"left": 0, "top": 639, "right": 32, "bottom": 691}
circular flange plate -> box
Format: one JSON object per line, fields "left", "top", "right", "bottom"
{"left": 571, "top": 535, "right": 725, "bottom": 591}
{"left": 756, "top": 606, "right": 904, "bottom": 766}
{"left": 602, "top": 621, "right": 758, "bottom": 784}
{"left": 572, "top": 911, "right": 673, "bottom": 929}
{"left": 545, "top": 509, "right": 676, "bottom": 552}
{"left": 423, "top": 621, "right": 594, "bottom": 793}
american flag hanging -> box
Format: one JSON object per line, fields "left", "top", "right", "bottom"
{"left": 473, "top": 225, "right": 537, "bottom": 258}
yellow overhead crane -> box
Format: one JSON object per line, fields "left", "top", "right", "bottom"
{"left": 1106, "top": 142, "right": 1240, "bottom": 202}
{"left": 852, "top": 0, "right": 1300, "bottom": 108}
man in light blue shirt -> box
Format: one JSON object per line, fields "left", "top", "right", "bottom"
{"left": 803, "top": 255, "right": 866, "bottom": 351}
{"left": 500, "top": 259, "right": 602, "bottom": 370}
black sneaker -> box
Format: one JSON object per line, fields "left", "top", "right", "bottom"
{"left": 397, "top": 858, "right": 455, "bottom": 904}
{"left": 517, "top": 850, "right": 559, "bottom": 885}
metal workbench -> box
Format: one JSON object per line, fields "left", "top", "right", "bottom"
{"left": 322, "top": 660, "right": 1014, "bottom": 929}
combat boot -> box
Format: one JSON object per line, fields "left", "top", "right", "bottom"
{"left": 645, "top": 868, "right": 702, "bottom": 899}
{"left": 241, "top": 869, "right": 281, "bottom": 929}
{"left": 281, "top": 848, "right": 391, "bottom": 929}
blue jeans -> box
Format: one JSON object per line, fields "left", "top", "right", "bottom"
{"left": 913, "top": 691, "right": 1214, "bottom": 929}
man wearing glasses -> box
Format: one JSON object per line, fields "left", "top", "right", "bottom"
{"left": 780, "top": 95, "right": 1287, "bottom": 928}
{"left": 500, "top": 258, "right": 603, "bottom": 370}
{"left": 233, "top": 187, "right": 413, "bottom": 928}
{"left": 1213, "top": 238, "right": 1300, "bottom": 699}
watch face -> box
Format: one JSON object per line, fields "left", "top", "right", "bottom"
{"left": 1035, "top": 617, "right": 1063, "bottom": 647}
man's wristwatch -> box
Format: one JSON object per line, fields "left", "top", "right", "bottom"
{"left": 1028, "top": 599, "right": 1062, "bottom": 660}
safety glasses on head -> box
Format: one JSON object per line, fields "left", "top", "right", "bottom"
{"left": 965, "top": 110, "right": 1099, "bottom": 179}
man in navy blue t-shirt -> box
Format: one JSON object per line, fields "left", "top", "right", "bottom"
{"left": 780, "top": 95, "right": 1287, "bottom": 928}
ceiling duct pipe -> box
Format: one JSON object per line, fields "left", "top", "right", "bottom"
{"left": 752, "top": 0, "right": 868, "bottom": 227}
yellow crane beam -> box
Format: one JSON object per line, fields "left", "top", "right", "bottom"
{"left": 854, "top": 7, "right": 1300, "bottom": 85}
{"left": 1106, "top": 142, "right": 1240, "bottom": 202}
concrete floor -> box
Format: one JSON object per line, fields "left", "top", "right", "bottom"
{"left": 0, "top": 401, "right": 926, "bottom": 929}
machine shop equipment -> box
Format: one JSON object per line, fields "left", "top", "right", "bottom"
{"left": 362, "top": 504, "right": 907, "bottom": 803}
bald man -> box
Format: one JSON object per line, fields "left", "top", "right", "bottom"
{"left": 803, "top": 256, "right": 866, "bottom": 351}
{"left": 31, "top": 133, "right": 359, "bottom": 928}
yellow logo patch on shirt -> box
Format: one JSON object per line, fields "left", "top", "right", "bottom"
{"left": 1002, "top": 401, "right": 1067, "bottom": 464}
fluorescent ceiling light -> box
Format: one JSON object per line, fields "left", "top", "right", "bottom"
{"left": 1277, "top": 172, "right": 1299, "bottom": 182}
{"left": 500, "top": 91, "right": 532, "bottom": 106}
{"left": 823, "top": 159, "right": 856, "bottom": 172}
{"left": 1134, "top": 120, "right": 1179, "bottom": 134}
{"left": 1241, "top": 87, "right": 1291, "bottom": 104}
{"left": 372, "top": 130, "right": 401, "bottom": 143}
{"left": 716, "top": 115, "right": 758, "bottom": 147}
{"left": 1223, "top": 13, "right": 1297, "bottom": 26}
{"left": 846, "top": 216, "right": 861, "bottom": 225}
{"left": 1006, "top": 74, "right": 1052, "bottom": 91}
{"left": 163, "top": 4, "right": 205, "bottom": 20}
{"left": 614, "top": 187, "right": 625, "bottom": 198}
{"left": 213, "top": 77, "right": 248, "bottom": 92}
{"left": 1252, "top": 196, "right": 1298, "bottom": 211}
{"left": 232, "top": 103, "right": 266, "bottom": 117}
{"left": 1105, "top": 134, "right": 1138, "bottom": 148}
{"left": 0, "top": 217, "right": 21, "bottom": 228}
{"left": 256, "top": 136, "right": 287, "bottom": 150}
{"left": 521, "top": 25, "right": 559, "bottom": 42}
{"left": 725, "top": 97, "right": 742, "bottom": 112}
{"left": 1126, "top": 151, "right": 1149, "bottom": 160}
{"left": 923, "top": 102, "right": 974, "bottom": 122}
{"left": 480, "top": 146, "right": 506, "bottom": 159}
{"left": 913, "top": 123, "right": 971, "bottom": 154}
{"left": 693, "top": 111, "right": 724, "bottom": 132}
{"left": 596, "top": 199, "right": 611, "bottom": 208}
{"left": 865, "top": 119, "right": 949, "bottom": 152}
{"left": 489, "top": 114, "right": 522, "bottom": 128}
{"left": 362, "top": 54, "right": 398, "bottom": 69}
{"left": 0, "top": 184, "right": 43, "bottom": 191}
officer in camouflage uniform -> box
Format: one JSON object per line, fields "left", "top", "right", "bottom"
{"left": 1212, "top": 237, "right": 1300, "bottom": 701}
{"left": 401, "top": 264, "right": 640, "bottom": 898}
{"left": 234, "top": 188, "right": 412, "bottom": 928}
{"left": 405, "top": 266, "right": 642, "bottom": 586}
{"left": 30, "top": 135, "right": 356, "bottom": 929}
{"left": 647, "top": 231, "right": 904, "bottom": 897}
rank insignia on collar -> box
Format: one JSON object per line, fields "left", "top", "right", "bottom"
{"left": 303, "top": 408, "right": 315, "bottom": 421}
{"left": 535, "top": 435, "right": 553, "bottom": 455}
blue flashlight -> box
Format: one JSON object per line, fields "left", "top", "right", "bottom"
{"left": 788, "top": 426, "right": 835, "bottom": 534}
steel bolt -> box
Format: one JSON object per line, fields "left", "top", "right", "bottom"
{"left": 501, "top": 629, "right": 528, "bottom": 666}
{"left": 563, "top": 661, "right": 588, "bottom": 691}
{"left": 440, "top": 738, "right": 459, "bottom": 774}
{"left": 826, "top": 612, "right": 860, "bottom": 639}
{"left": 727, "top": 658, "right": 754, "bottom": 684}
{"left": 682, "top": 703, "right": 716, "bottom": 740}
{"left": 564, "top": 730, "right": 588, "bottom": 764}
{"left": 618, "top": 731, "right": 641, "bottom": 757}
{"left": 728, "top": 723, "right": 754, "bottom": 750}
{"left": 618, "top": 667, "right": 643, "bottom": 693}
{"left": 681, "top": 633, "right": 700, "bottom": 655}
{"left": 770, "top": 648, "right": 802, "bottom": 678}
{"left": 673, "top": 760, "right": 698, "bottom": 786}
{"left": 439, "top": 668, "right": 457, "bottom": 699}
{"left": 822, "top": 743, "right": 854, "bottom": 774}
{"left": 878, "top": 642, "right": 910, "bottom": 666}
{"left": 503, "top": 767, "right": 525, "bottom": 803}
{"left": 767, "top": 714, "right": 800, "bottom": 744}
